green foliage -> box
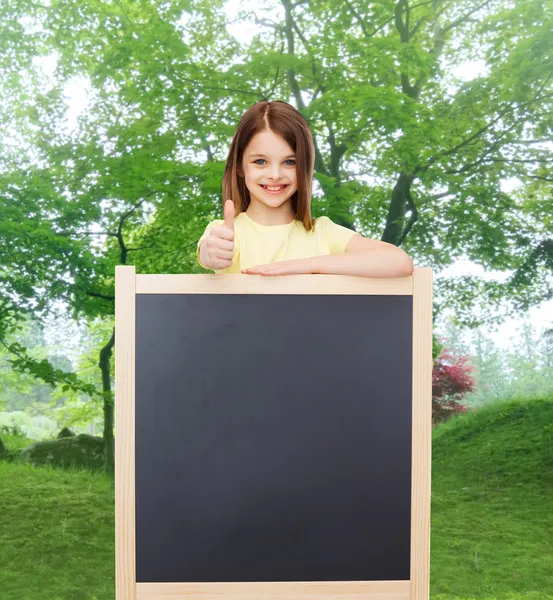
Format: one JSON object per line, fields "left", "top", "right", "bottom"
{"left": 39, "top": 317, "right": 114, "bottom": 433}
{"left": 1, "top": 0, "right": 552, "bottom": 487}
{"left": 0, "top": 412, "right": 57, "bottom": 442}
{"left": 433, "top": 332, "right": 445, "bottom": 363}
{"left": 1, "top": 0, "right": 551, "bottom": 322}
{"left": 4, "top": 341, "right": 100, "bottom": 399}
{"left": 0, "top": 423, "right": 35, "bottom": 462}
{"left": 435, "top": 317, "right": 553, "bottom": 409}
{"left": 0, "top": 314, "right": 102, "bottom": 426}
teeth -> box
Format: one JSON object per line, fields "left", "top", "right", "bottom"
{"left": 262, "top": 185, "right": 285, "bottom": 190}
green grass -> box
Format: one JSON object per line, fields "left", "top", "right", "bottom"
{"left": 0, "top": 396, "right": 552, "bottom": 599}
{"left": 430, "top": 396, "right": 553, "bottom": 599}
{"left": 0, "top": 460, "right": 115, "bottom": 600}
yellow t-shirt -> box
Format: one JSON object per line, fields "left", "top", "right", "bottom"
{"left": 196, "top": 212, "right": 357, "bottom": 274}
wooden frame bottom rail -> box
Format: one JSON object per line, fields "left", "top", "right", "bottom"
{"left": 136, "top": 580, "right": 410, "bottom": 599}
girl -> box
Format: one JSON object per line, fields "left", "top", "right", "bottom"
{"left": 197, "top": 100, "right": 413, "bottom": 278}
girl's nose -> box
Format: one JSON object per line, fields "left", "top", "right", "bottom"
{"left": 270, "top": 165, "right": 283, "bottom": 179}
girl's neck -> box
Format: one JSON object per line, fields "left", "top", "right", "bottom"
{"left": 245, "top": 199, "right": 295, "bottom": 226}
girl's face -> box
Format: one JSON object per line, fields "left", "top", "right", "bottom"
{"left": 239, "top": 129, "right": 298, "bottom": 212}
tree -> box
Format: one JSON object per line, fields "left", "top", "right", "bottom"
{"left": 505, "top": 319, "right": 553, "bottom": 399}
{"left": 35, "top": 316, "right": 113, "bottom": 436}
{"left": 436, "top": 316, "right": 472, "bottom": 357}
{"left": 432, "top": 346, "right": 477, "bottom": 425}
{"left": 2, "top": 0, "right": 552, "bottom": 470}
{"left": 466, "top": 328, "right": 510, "bottom": 406}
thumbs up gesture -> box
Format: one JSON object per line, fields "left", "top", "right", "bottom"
{"left": 200, "top": 199, "right": 235, "bottom": 270}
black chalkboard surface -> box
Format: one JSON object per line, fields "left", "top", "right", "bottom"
{"left": 135, "top": 293, "right": 413, "bottom": 583}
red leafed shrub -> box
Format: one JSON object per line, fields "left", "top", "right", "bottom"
{"left": 432, "top": 347, "right": 477, "bottom": 426}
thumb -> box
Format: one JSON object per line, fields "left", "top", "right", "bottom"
{"left": 223, "top": 199, "right": 235, "bottom": 231}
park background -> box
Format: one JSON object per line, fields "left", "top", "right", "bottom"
{"left": 0, "top": 0, "right": 552, "bottom": 598}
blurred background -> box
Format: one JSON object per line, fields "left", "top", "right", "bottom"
{"left": 0, "top": 0, "right": 552, "bottom": 599}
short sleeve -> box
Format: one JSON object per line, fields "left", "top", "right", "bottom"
{"left": 196, "top": 219, "right": 240, "bottom": 273}
{"left": 317, "top": 216, "right": 357, "bottom": 254}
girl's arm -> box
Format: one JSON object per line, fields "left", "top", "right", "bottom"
{"left": 306, "top": 248, "right": 413, "bottom": 278}
{"left": 242, "top": 236, "right": 413, "bottom": 278}
{"left": 307, "top": 234, "right": 413, "bottom": 278}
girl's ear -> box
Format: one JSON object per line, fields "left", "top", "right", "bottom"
{"left": 236, "top": 163, "right": 243, "bottom": 177}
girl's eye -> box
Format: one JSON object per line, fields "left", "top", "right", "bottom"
{"left": 253, "top": 159, "right": 296, "bottom": 165}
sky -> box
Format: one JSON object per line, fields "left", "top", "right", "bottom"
{"left": 32, "top": 4, "right": 553, "bottom": 355}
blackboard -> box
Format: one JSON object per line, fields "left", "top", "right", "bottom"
{"left": 134, "top": 293, "right": 413, "bottom": 583}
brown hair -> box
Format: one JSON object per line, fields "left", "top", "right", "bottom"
{"left": 222, "top": 100, "right": 316, "bottom": 232}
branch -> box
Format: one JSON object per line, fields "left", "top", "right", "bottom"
{"left": 343, "top": 0, "right": 371, "bottom": 37}
{"left": 126, "top": 244, "right": 156, "bottom": 252}
{"left": 410, "top": 15, "right": 427, "bottom": 38}
{"left": 54, "top": 230, "right": 117, "bottom": 238}
{"left": 394, "top": 0, "right": 429, "bottom": 98}
{"left": 488, "top": 158, "right": 551, "bottom": 164}
{"left": 281, "top": 0, "right": 330, "bottom": 176}
{"left": 394, "top": 0, "right": 410, "bottom": 43}
{"left": 0, "top": 338, "right": 101, "bottom": 399}
{"left": 442, "top": 0, "right": 495, "bottom": 33}
{"left": 521, "top": 174, "right": 553, "bottom": 182}
{"left": 397, "top": 187, "right": 419, "bottom": 247}
{"left": 430, "top": 190, "right": 455, "bottom": 199}
{"left": 352, "top": 0, "right": 435, "bottom": 39}
{"left": 113, "top": 195, "right": 153, "bottom": 265}
{"left": 251, "top": 10, "right": 280, "bottom": 29}
{"left": 443, "top": 156, "right": 551, "bottom": 175}
{"left": 113, "top": 0, "right": 136, "bottom": 28}
{"left": 417, "top": 73, "right": 553, "bottom": 174}
{"left": 163, "top": 67, "right": 262, "bottom": 98}
{"left": 260, "top": 36, "right": 286, "bottom": 99}
{"left": 509, "top": 139, "right": 553, "bottom": 145}
{"left": 87, "top": 291, "right": 115, "bottom": 301}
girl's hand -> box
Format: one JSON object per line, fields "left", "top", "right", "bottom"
{"left": 200, "top": 200, "right": 235, "bottom": 270}
{"left": 241, "top": 258, "right": 313, "bottom": 276}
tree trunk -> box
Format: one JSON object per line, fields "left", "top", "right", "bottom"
{"left": 383, "top": 172, "right": 415, "bottom": 245}
{"left": 99, "top": 327, "right": 116, "bottom": 474}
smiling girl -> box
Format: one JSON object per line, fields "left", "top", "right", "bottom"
{"left": 197, "top": 100, "right": 413, "bottom": 278}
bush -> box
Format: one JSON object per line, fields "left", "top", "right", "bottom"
{"left": 0, "top": 411, "right": 58, "bottom": 440}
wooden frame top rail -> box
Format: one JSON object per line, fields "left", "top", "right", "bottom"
{"left": 135, "top": 273, "right": 414, "bottom": 295}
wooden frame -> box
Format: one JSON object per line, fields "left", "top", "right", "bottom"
{"left": 115, "top": 266, "right": 432, "bottom": 600}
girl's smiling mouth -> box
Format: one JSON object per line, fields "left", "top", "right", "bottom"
{"left": 259, "top": 184, "right": 289, "bottom": 194}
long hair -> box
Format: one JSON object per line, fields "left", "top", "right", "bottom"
{"left": 222, "top": 100, "right": 316, "bottom": 232}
